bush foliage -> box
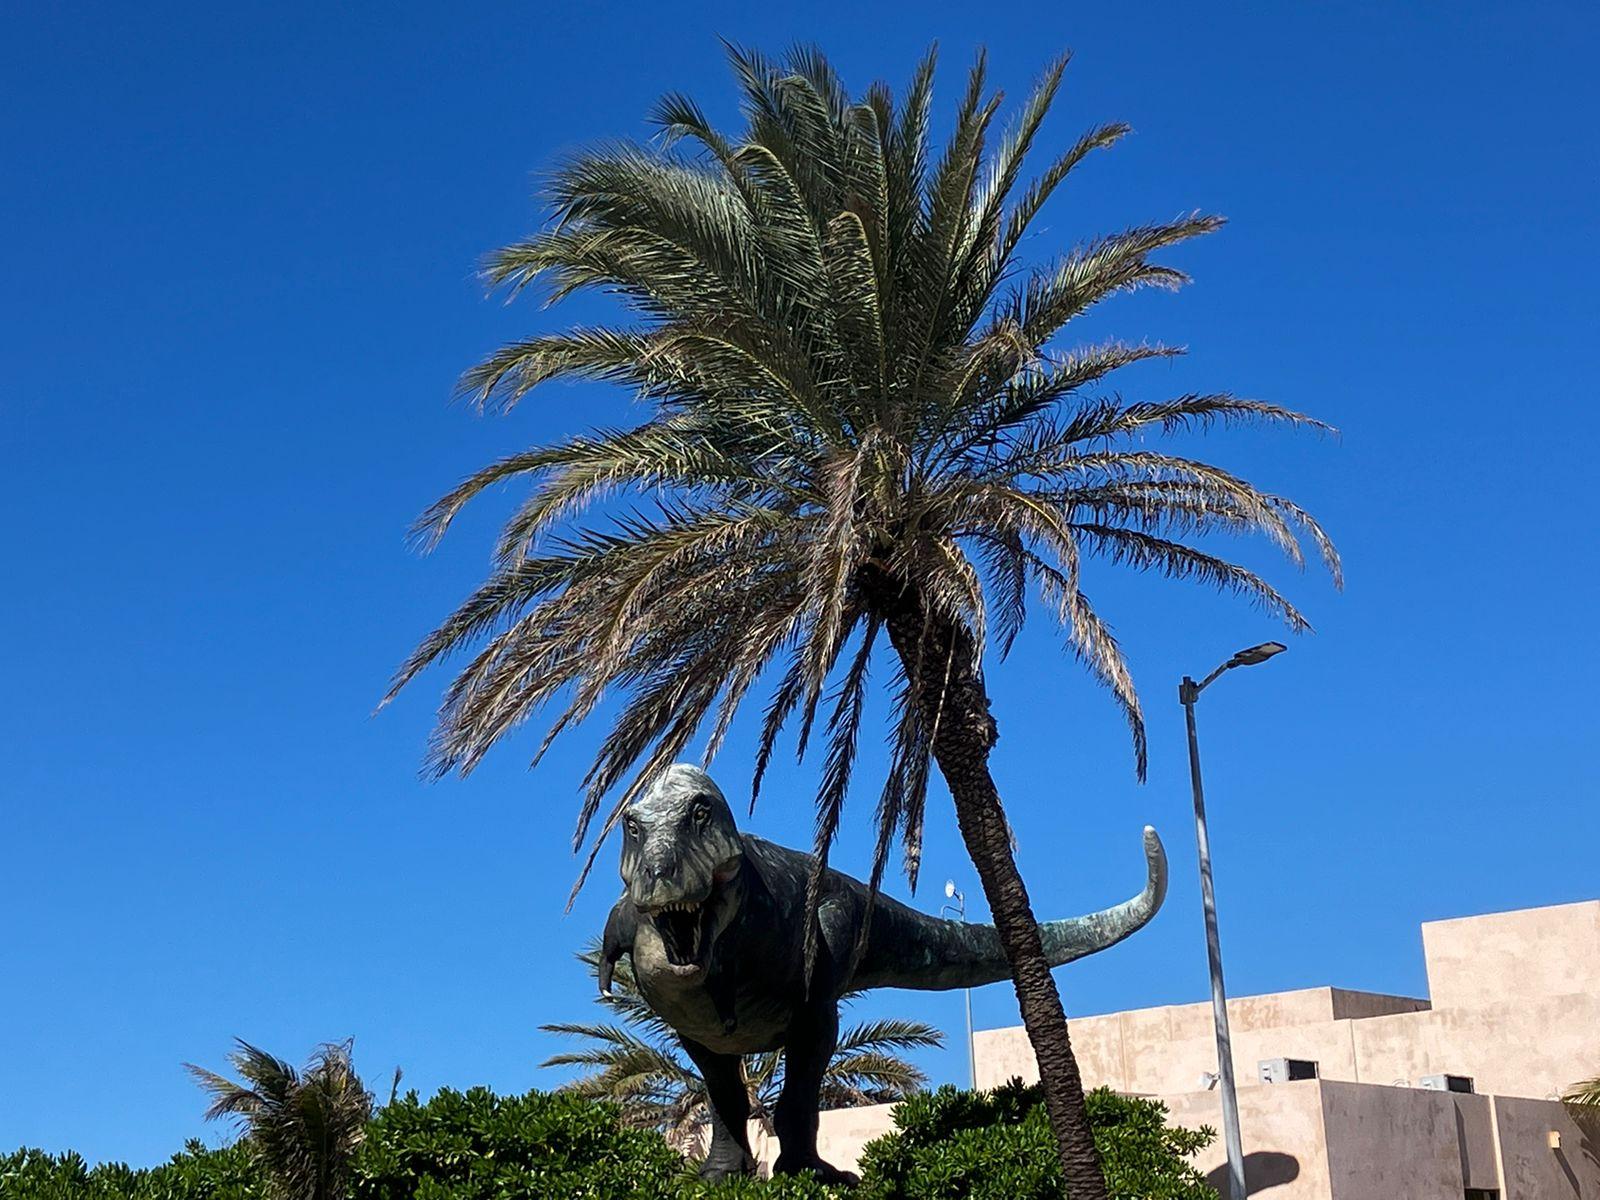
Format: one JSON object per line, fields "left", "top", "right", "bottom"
{"left": 0, "top": 1141, "right": 260, "bottom": 1200}
{"left": 5, "top": 1079, "right": 1212, "bottom": 1199}
{"left": 856, "top": 1080, "right": 1217, "bottom": 1200}
{"left": 352, "top": 1086, "right": 684, "bottom": 1198}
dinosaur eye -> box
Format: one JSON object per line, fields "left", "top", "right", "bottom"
{"left": 624, "top": 816, "right": 641, "bottom": 838}
{"left": 691, "top": 798, "right": 711, "bottom": 825}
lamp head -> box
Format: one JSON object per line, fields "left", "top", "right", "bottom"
{"left": 1227, "top": 641, "right": 1287, "bottom": 669}
{"left": 944, "top": 879, "right": 958, "bottom": 900}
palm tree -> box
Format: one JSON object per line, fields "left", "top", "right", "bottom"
{"left": 185, "top": 1040, "right": 373, "bottom": 1200}
{"left": 542, "top": 943, "right": 942, "bottom": 1142}
{"left": 386, "top": 44, "right": 1339, "bottom": 1195}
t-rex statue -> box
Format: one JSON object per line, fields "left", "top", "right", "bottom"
{"left": 596, "top": 763, "right": 1168, "bottom": 1183}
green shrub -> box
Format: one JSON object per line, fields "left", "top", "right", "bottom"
{"left": 1, "top": 1149, "right": 121, "bottom": 1200}
{"left": 9, "top": 1080, "right": 1212, "bottom": 1199}
{"left": 694, "top": 1175, "right": 840, "bottom": 1200}
{"left": 0, "top": 1142, "right": 260, "bottom": 1200}
{"left": 351, "top": 1086, "right": 685, "bottom": 1199}
{"left": 137, "top": 1141, "right": 261, "bottom": 1200}
{"left": 854, "top": 1079, "right": 1217, "bottom": 1200}
{"left": 349, "top": 1085, "right": 849, "bottom": 1198}
{"left": 6, "top": 1090, "right": 821, "bottom": 1200}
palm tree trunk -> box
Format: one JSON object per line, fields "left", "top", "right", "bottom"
{"left": 861, "top": 567, "right": 1109, "bottom": 1200}
{"left": 931, "top": 710, "right": 1109, "bottom": 1200}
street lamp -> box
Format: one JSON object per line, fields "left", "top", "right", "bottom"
{"left": 942, "top": 879, "right": 977, "bottom": 1089}
{"left": 1179, "top": 641, "right": 1286, "bottom": 1200}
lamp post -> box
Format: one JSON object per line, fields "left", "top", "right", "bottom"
{"left": 1179, "top": 640, "right": 1287, "bottom": 1200}
{"left": 942, "top": 879, "right": 976, "bottom": 1089}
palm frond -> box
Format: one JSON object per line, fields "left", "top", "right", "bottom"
{"left": 1007, "top": 215, "right": 1225, "bottom": 348}
{"left": 819, "top": 1053, "right": 928, "bottom": 1106}
{"left": 836, "top": 1018, "right": 946, "bottom": 1055}
{"left": 392, "top": 44, "right": 1338, "bottom": 919}
{"left": 1068, "top": 522, "right": 1310, "bottom": 632}
{"left": 1565, "top": 1075, "right": 1600, "bottom": 1107}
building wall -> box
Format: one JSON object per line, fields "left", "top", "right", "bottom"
{"left": 1319, "top": 1081, "right": 1473, "bottom": 1199}
{"left": 973, "top": 988, "right": 1425, "bottom": 1095}
{"left": 1349, "top": 992, "right": 1600, "bottom": 1099}
{"left": 1172, "top": 1081, "right": 1597, "bottom": 1200}
{"left": 791, "top": 1082, "right": 1599, "bottom": 1197}
{"left": 975, "top": 900, "right": 1600, "bottom": 1103}
{"left": 1492, "top": 1095, "right": 1600, "bottom": 1199}
{"left": 1424, "top": 900, "right": 1600, "bottom": 1012}
{"left": 1161, "top": 1079, "right": 1332, "bottom": 1200}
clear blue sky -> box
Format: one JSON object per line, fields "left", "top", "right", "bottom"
{"left": 4, "top": 0, "right": 1596, "bottom": 1168}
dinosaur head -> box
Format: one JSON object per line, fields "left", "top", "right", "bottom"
{"left": 619, "top": 764, "right": 744, "bottom": 976}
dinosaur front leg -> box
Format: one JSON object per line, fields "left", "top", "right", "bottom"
{"left": 772, "top": 1002, "right": 858, "bottom": 1185}
{"left": 680, "top": 1037, "right": 756, "bottom": 1180}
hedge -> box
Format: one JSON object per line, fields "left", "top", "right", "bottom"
{"left": 4, "top": 1080, "right": 1213, "bottom": 1199}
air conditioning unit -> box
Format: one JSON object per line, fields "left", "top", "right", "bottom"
{"left": 1258, "top": 1058, "right": 1320, "bottom": 1084}
{"left": 1420, "top": 1073, "right": 1475, "bottom": 1094}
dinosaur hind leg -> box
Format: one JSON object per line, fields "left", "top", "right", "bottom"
{"left": 680, "top": 1038, "right": 756, "bottom": 1180}
{"left": 772, "top": 1002, "right": 859, "bottom": 1186}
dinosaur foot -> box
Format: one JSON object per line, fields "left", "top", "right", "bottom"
{"left": 773, "top": 1152, "right": 860, "bottom": 1186}
{"left": 696, "top": 1147, "right": 757, "bottom": 1181}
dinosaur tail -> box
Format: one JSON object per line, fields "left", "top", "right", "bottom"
{"left": 851, "top": 826, "right": 1168, "bottom": 992}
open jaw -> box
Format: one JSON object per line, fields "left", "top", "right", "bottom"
{"left": 647, "top": 899, "right": 713, "bottom": 971}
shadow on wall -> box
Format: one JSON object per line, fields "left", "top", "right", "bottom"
{"left": 1205, "top": 1151, "right": 1301, "bottom": 1194}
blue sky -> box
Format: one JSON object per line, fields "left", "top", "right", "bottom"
{"left": 4, "top": 0, "right": 1597, "bottom": 1168}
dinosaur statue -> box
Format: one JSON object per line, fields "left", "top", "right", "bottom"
{"left": 597, "top": 763, "right": 1168, "bottom": 1183}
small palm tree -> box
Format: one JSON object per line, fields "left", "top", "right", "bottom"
{"left": 185, "top": 1040, "right": 372, "bottom": 1200}
{"left": 387, "top": 44, "right": 1338, "bottom": 1196}
{"left": 542, "top": 944, "right": 941, "bottom": 1141}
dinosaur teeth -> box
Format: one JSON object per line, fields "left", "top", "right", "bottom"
{"left": 651, "top": 898, "right": 709, "bottom": 967}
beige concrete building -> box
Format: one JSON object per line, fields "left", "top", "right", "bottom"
{"left": 975, "top": 900, "right": 1600, "bottom": 1102}
{"left": 791, "top": 899, "right": 1600, "bottom": 1197}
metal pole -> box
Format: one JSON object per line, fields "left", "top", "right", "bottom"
{"left": 964, "top": 982, "right": 976, "bottom": 1089}
{"left": 1181, "top": 676, "right": 1247, "bottom": 1200}
{"left": 943, "top": 887, "right": 977, "bottom": 1090}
